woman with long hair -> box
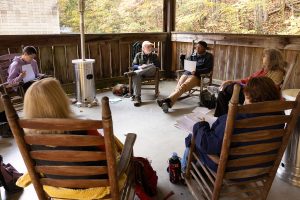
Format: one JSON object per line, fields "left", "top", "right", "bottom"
{"left": 214, "top": 48, "right": 286, "bottom": 117}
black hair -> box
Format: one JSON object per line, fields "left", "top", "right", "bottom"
{"left": 198, "top": 41, "right": 208, "bottom": 49}
{"left": 23, "top": 46, "right": 37, "bottom": 55}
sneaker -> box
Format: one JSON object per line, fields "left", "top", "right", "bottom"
{"left": 162, "top": 103, "right": 169, "bottom": 113}
{"left": 124, "top": 71, "right": 136, "bottom": 77}
{"left": 134, "top": 96, "right": 141, "bottom": 107}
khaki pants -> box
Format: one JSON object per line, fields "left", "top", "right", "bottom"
{"left": 168, "top": 75, "right": 200, "bottom": 107}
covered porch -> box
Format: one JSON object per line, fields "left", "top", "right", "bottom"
{"left": 1, "top": 2, "right": 300, "bottom": 197}
{"left": 1, "top": 80, "right": 300, "bottom": 199}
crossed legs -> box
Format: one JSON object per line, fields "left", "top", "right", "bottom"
{"left": 168, "top": 75, "right": 200, "bottom": 107}
{"left": 157, "top": 75, "right": 200, "bottom": 111}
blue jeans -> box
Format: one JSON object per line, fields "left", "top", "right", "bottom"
{"left": 181, "top": 147, "right": 190, "bottom": 173}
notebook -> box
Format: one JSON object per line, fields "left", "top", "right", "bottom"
{"left": 184, "top": 59, "right": 197, "bottom": 72}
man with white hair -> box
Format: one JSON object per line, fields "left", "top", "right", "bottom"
{"left": 124, "top": 41, "right": 160, "bottom": 107}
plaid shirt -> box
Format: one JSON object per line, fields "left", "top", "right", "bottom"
{"left": 132, "top": 52, "right": 160, "bottom": 69}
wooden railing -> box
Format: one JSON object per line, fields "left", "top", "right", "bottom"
{"left": 171, "top": 33, "right": 300, "bottom": 89}
{"left": 1, "top": 32, "right": 300, "bottom": 92}
{"left": 0, "top": 33, "right": 169, "bottom": 93}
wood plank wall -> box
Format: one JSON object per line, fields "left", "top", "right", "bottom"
{"left": 0, "top": 33, "right": 168, "bottom": 93}
{"left": 171, "top": 33, "right": 300, "bottom": 89}
{"left": 1, "top": 32, "right": 300, "bottom": 91}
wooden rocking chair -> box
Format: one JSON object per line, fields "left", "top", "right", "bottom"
{"left": 185, "top": 84, "right": 300, "bottom": 200}
{"left": 0, "top": 53, "right": 24, "bottom": 110}
{"left": 2, "top": 95, "right": 136, "bottom": 200}
{"left": 176, "top": 41, "right": 216, "bottom": 103}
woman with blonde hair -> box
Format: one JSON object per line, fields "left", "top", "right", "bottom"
{"left": 18, "top": 77, "right": 125, "bottom": 199}
{"left": 23, "top": 78, "right": 73, "bottom": 135}
{"left": 214, "top": 48, "right": 286, "bottom": 117}
{"left": 24, "top": 77, "right": 72, "bottom": 119}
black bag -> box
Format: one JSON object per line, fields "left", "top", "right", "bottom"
{"left": 200, "top": 89, "right": 216, "bottom": 109}
{"left": 0, "top": 155, "right": 23, "bottom": 193}
{"left": 112, "top": 84, "right": 129, "bottom": 96}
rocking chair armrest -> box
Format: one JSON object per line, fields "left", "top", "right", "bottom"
{"left": 176, "top": 69, "right": 185, "bottom": 73}
{"left": 117, "top": 133, "right": 137, "bottom": 177}
{"left": 199, "top": 72, "right": 212, "bottom": 78}
{"left": 0, "top": 81, "right": 23, "bottom": 89}
{"left": 176, "top": 69, "right": 185, "bottom": 80}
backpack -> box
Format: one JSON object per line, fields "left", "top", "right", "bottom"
{"left": 0, "top": 155, "right": 23, "bottom": 193}
{"left": 112, "top": 84, "right": 129, "bottom": 96}
{"left": 199, "top": 89, "right": 216, "bottom": 109}
{"left": 132, "top": 157, "right": 158, "bottom": 198}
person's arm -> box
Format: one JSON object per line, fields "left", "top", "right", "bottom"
{"left": 193, "top": 116, "right": 226, "bottom": 155}
{"left": 132, "top": 53, "right": 140, "bottom": 70}
{"left": 238, "top": 69, "right": 266, "bottom": 85}
{"left": 194, "top": 53, "right": 213, "bottom": 76}
{"left": 185, "top": 121, "right": 210, "bottom": 147}
{"left": 7, "top": 62, "right": 24, "bottom": 84}
{"left": 151, "top": 54, "right": 160, "bottom": 68}
{"left": 31, "top": 60, "right": 43, "bottom": 78}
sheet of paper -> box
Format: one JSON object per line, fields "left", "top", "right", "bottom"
{"left": 21, "top": 64, "right": 35, "bottom": 83}
{"left": 184, "top": 59, "right": 197, "bottom": 72}
{"left": 109, "top": 98, "right": 122, "bottom": 103}
{"left": 192, "top": 107, "right": 211, "bottom": 115}
{"left": 174, "top": 112, "right": 217, "bottom": 133}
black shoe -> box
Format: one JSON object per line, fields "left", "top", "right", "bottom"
{"left": 134, "top": 96, "right": 141, "bottom": 107}
{"left": 156, "top": 99, "right": 165, "bottom": 107}
{"left": 162, "top": 103, "right": 169, "bottom": 113}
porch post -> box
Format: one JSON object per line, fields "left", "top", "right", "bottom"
{"left": 163, "top": 0, "right": 176, "bottom": 32}
{"left": 163, "top": 0, "right": 176, "bottom": 78}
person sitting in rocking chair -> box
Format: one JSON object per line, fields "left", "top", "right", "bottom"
{"left": 157, "top": 41, "right": 213, "bottom": 113}
{"left": 124, "top": 41, "right": 160, "bottom": 107}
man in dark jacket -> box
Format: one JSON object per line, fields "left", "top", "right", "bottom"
{"left": 157, "top": 41, "right": 213, "bottom": 112}
{"left": 125, "top": 41, "right": 160, "bottom": 107}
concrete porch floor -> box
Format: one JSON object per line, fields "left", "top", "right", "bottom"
{"left": 1, "top": 80, "right": 300, "bottom": 200}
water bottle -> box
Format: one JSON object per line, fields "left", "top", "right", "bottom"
{"left": 168, "top": 152, "right": 181, "bottom": 184}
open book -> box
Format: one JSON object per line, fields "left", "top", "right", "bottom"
{"left": 174, "top": 107, "right": 217, "bottom": 134}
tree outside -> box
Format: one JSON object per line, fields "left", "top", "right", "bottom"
{"left": 58, "top": 0, "right": 300, "bottom": 35}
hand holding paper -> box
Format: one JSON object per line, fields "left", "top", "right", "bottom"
{"left": 184, "top": 60, "right": 197, "bottom": 72}
{"left": 21, "top": 64, "right": 35, "bottom": 83}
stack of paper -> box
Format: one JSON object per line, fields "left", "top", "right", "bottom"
{"left": 174, "top": 107, "right": 217, "bottom": 134}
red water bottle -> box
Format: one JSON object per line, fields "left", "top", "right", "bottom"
{"left": 168, "top": 152, "right": 181, "bottom": 184}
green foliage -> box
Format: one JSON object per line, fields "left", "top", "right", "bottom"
{"left": 58, "top": 0, "right": 162, "bottom": 33}
{"left": 58, "top": 0, "right": 300, "bottom": 35}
